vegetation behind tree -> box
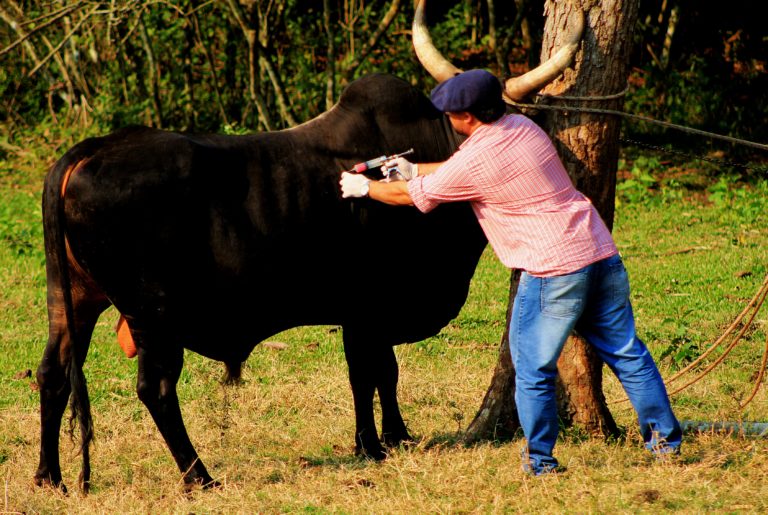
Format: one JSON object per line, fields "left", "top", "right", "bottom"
{"left": 1, "top": 1, "right": 765, "bottom": 162}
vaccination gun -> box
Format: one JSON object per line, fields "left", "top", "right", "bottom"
{"left": 345, "top": 148, "right": 414, "bottom": 181}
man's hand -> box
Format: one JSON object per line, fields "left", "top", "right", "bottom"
{"left": 382, "top": 157, "right": 418, "bottom": 181}
{"left": 340, "top": 172, "right": 371, "bottom": 198}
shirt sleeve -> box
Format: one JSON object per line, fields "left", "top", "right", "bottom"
{"left": 407, "top": 149, "right": 482, "bottom": 213}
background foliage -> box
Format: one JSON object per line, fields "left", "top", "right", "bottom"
{"left": 1, "top": 1, "right": 766, "bottom": 164}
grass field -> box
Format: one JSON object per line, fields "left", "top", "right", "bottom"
{"left": 1, "top": 131, "right": 768, "bottom": 512}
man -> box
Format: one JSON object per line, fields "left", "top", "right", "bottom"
{"left": 339, "top": 69, "right": 681, "bottom": 475}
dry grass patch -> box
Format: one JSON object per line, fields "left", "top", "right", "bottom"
{"left": 3, "top": 350, "right": 768, "bottom": 513}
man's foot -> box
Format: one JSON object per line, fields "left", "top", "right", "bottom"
{"left": 651, "top": 443, "right": 681, "bottom": 463}
{"left": 522, "top": 462, "right": 568, "bottom": 476}
{"left": 520, "top": 447, "right": 565, "bottom": 476}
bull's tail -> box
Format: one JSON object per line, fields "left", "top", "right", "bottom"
{"left": 42, "top": 151, "right": 95, "bottom": 492}
{"left": 69, "top": 336, "right": 93, "bottom": 493}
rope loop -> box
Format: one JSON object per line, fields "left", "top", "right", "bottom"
{"left": 536, "top": 86, "right": 629, "bottom": 102}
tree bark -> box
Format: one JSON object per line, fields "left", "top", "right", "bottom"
{"left": 463, "top": 271, "right": 521, "bottom": 443}
{"left": 466, "top": 0, "right": 641, "bottom": 441}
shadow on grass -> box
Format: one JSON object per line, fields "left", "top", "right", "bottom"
{"left": 421, "top": 425, "right": 636, "bottom": 454}
{"left": 296, "top": 454, "right": 370, "bottom": 469}
{"left": 419, "top": 429, "right": 521, "bottom": 453}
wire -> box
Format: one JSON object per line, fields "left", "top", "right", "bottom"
{"left": 620, "top": 138, "right": 768, "bottom": 174}
{"left": 508, "top": 100, "right": 768, "bottom": 153}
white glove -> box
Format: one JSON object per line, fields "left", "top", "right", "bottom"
{"left": 340, "top": 172, "right": 371, "bottom": 198}
{"left": 381, "top": 157, "right": 418, "bottom": 181}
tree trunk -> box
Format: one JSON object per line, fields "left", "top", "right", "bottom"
{"left": 225, "top": 0, "right": 274, "bottom": 130}
{"left": 487, "top": 0, "right": 503, "bottom": 73}
{"left": 466, "top": 0, "right": 640, "bottom": 441}
{"left": 138, "top": 16, "right": 163, "bottom": 128}
{"left": 323, "top": 0, "right": 336, "bottom": 110}
{"left": 660, "top": 4, "right": 679, "bottom": 70}
{"left": 463, "top": 272, "right": 521, "bottom": 443}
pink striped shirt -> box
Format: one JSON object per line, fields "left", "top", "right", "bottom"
{"left": 408, "top": 114, "right": 617, "bottom": 277}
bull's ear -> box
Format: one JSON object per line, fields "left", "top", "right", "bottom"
{"left": 411, "top": 0, "right": 462, "bottom": 83}
{"left": 503, "top": 8, "right": 585, "bottom": 102}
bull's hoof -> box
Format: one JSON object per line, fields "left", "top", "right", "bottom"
{"left": 182, "top": 474, "right": 221, "bottom": 492}
{"left": 203, "top": 479, "right": 223, "bottom": 490}
{"left": 34, "top": 474, "right": 68, "bottom": 494}
{"left": 355, "top": 444, "right": 387, "bottom": 461}
{"left": 382, "top": 430, "right": 415, "bottom": 449}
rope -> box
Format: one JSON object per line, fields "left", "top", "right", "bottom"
{"left": 665, "top": 284, "right": 767, "bottom": 401}
{"left": 741, "top": 329, "right": 768, "bottom": 409}
{"left": 665, "top": 274, "right": 768, "bottom": 385}
{"left": 608, "top": 273, "right": 768, "bottom": 409}
{"left": 536, "top": 86, "right": 629, "bottom": 102}
{"left": 508, "top": 100, "right": 768, "bottom": 153}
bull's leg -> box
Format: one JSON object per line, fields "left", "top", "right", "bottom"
{"left": 135, "top": 344, "right": 217, "bottom": 489}
{"left": 222, "top": 360, "right": 243, "bottom": 385}
{"left": 342, "top": 330, "right": 386, "bottom": 460}
{"left": 35, "top": 294, "right": 106, "bottom": 493}
{"left": 375, "top": 346, "right": 414, "bottom": 448}
{"left": 35, "top": 321, "right": 71, "bottom": 492}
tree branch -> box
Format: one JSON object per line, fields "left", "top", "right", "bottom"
{"left": 323, "top": 0, "right": 336, "bottom": 110}
{"left": 138, "top": 13, "right": 163, "bottom": 127}
{"left": 0, "top": 3, "right": 44, "bottom": 66}
{"left": 341, "top": 0, "right": 401, "bottom": 83}
{"left": 28, "top": 4, "right": 100, "bottom": 78}
{"left": 188, "top": 3, "right": 229, "bottom": 126}
{"left": 0, "top": 0, "right": 76, "bottom": 109}
{"left": 0, "top": 2, "right": 83, "bottom": 58}
{"left": 223, "top": 0, "right": 274, "bottom": 130}
{"left": 258, "top": 51, "right": 298, "bottom": 127}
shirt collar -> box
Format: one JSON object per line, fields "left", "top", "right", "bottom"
{"left": 457, "top": 115, "right": 507, "bottom": 150}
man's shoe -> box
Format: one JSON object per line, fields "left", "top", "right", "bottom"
{"left": 521, "top": 447, "right": 565, "bottom": 476}
{"left": 651, "top": 443, "right": 681, "bottom": 462}
{"left": 522, "top": 463, "right": 568, "bottom": 476}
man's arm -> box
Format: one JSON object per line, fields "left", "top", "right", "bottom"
{"left": 368, "top": 160, "right": 444, "bottom": 205}
{"left": 383, "top": 157, "right": 444, "bottom": 179}
{"left": 340, "top": 158, "right": 445, "bottom": 206}
{"left": 416, "top": 162, "right": 444, "bottom": 176}
{"left": 340, "top": 172, "right": 413, "bottom": 205}
{"left": 368, "top": 180, "right": 413, "bottom": 206}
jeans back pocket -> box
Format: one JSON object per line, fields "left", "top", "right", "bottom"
{"left": 540, "top": 271, "right": 588, "bottom": 319}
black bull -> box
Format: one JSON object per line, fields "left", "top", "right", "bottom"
{"left": 35, "top": 74, "right": 487, "bottom": 491}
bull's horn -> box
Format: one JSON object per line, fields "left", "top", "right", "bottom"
{"left": 412, "top": 0, "right": 462, "bottom": 82}
{"left": 412, "top": 0, "right": 585, "bottom": 101}
{"left": 504, "top": 8, "right": 585, "bottom": 101}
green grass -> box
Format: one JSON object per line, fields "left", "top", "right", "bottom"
{"left": 1, "top": 134, "right": 768, "bottom": 512}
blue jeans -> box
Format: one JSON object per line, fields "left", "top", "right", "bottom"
{"left": 509, "top": 254, "right": 682, "bottom": 474}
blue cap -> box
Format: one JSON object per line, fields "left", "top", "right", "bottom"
{"left": 430, "top": 69, "right": 502, "bottom": 113}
